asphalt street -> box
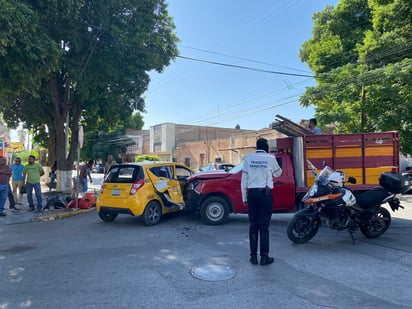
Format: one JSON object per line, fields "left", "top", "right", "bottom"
{"left": 0, "top": 185, "right": 412, "bottom": 308}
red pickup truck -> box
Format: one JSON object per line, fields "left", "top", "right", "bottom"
{"left": 185, "top": 132, "right": 400, "bottom": 225}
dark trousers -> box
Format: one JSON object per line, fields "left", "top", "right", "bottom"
{"left": 248, "top": 189, "right": 272, "bottom": 256}
{"left": 8, "top": 184, "right": 15, "bottom": 207}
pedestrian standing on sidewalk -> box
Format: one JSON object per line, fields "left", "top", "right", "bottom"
{"left": 241, "top": 138, "right": 282, "bottom": 266}
{"left": 80, "top": 160, "right": 93, "bottom": 193}
{"left": 0, "top": 156, "right": 12, "bottom": 216}
{"left": 22, "top": 155, "right": 44, "bottom": 212}
{"left": 11, "top": 157, "right": 24, "bottom": 205}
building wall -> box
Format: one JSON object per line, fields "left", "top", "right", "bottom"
{"left": 123, "top": 129, "right": 150, "bottom": 162}
{"left": 149, "top": 122, "right": 252, "bottom": 154}
{"left": 175, "top": 128, "right": 285, "bottom": 169}
{"left": 130, "top": 123, "right": 284, "bottom": 167}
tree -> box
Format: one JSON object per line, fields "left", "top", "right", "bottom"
{"left": 0, "top": 0, "right": 178, "bottom": 191}
{"left": 300, "top": 0, "right": 412, "bottom": 153}
{"left": 90, "top": 127, "right": 136, "bottom": 162}
{"left": 126, "top": 112, "right": 145, "bottom": 131}
{"left": 0, "top": 1, "right": 57, "bottom": 105}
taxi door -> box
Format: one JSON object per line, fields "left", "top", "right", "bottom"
{"left": 147, "top": 165, "right": 184, "bottom": 207}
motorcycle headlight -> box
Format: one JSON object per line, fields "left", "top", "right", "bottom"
{"left": 308, "top": 185, "right": 318, "bottom": 197}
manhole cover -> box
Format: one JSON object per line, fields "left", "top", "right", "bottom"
{"left": 191, "top": 264, "right": 236, "bottom": 281}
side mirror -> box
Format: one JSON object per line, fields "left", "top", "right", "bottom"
{"left": 347, "top": 176, "right": 356, "bottom": 184}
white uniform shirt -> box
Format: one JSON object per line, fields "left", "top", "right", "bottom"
{"left": 241, "top": 150, "right": 282, "bottom": 203}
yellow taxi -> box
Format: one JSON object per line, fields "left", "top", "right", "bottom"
{"left": 96, "top": 161, "right": 194, "bottom": 226}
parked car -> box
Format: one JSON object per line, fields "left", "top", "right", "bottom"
{"left": 96, "top": 161, "right": 194, "bottom": 226}
{"left": 92, "top": 163, "right": 104, "bottom": 173}
{"left": 199, "top": 163, "right": 235, "bottom": 172}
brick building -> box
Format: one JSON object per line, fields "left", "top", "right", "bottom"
{"left": 175, "top": 128, "right": 284, "bottom": 169}
{"left": 149, "top": 123, "right": 252, "bottom": 162}
{"left": 123, "top": 123, "right": 284, "bottom": 169}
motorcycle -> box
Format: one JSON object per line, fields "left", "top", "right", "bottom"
{"left": 287, "top": 166, "right": 411, "bottom": 244}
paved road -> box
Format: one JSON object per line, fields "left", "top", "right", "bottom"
{"left": 1, "top": 195, "right": 412, "bottom": 308}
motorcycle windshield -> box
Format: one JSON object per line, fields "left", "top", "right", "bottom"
{"left": 315, "top": 166, "right": 335, "bottom": 186}
{"left": 302, "top": 166, "right": 336, "bottom": 202}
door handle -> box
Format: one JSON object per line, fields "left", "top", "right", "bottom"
{"left": 274, "top": 181, "right": 284, "bottom": 185}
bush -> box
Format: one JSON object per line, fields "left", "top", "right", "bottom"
{"left": 135, "top": 155, "right": 160, "bottom": 162}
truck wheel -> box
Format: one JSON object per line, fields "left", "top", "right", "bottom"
{"left": 143, "top": 201, "right": 162, "bottom": 226}
{"left": 360, "top": 207, "right": 391, "bottom": 238}
{"left": 98, "top": 211, "right": 118, "bottom": 222}
{"left": 200, "top": 196, "right": 229, "bottom": 225}
{"left": 287, "top": 215, "right": 319, "bottom": 244}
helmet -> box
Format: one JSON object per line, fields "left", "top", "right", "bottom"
{"left": 328, "top": 171, "right": 344, "bottom": 187}
{"left": 341, "top": 189, "right": 356, "bottom": 206}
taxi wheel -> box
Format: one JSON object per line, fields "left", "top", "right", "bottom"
{"left": 143, "top": 201, "right": 162, "bottom": 226}
{"left": 98, "top": 211, "right": 118, "bottom": 222}
{"left": 200, "top": 196, "right": 229, "bottom": 225}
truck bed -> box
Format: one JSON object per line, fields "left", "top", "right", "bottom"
{"left": 277, "top": 132, "right": 400, "bottom": 191}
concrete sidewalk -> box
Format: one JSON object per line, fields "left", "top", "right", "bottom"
{"left": 0, "top": 178, "right": 101, "bottom": 225}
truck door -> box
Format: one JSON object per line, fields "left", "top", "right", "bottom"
{"left": 272, "top": 156, "right": 295, "bottom": 211}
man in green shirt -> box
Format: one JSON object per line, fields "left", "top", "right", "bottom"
{"left": 22, "top": 155, "right": 45, "bottom": 212}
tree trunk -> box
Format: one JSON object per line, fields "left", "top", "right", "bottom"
{"left": 50, "top": 74, "right": 81, "bottom": 193}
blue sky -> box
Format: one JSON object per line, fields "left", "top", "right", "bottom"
{"left": 143, "top": 0, "right": 339, "bottom": 130}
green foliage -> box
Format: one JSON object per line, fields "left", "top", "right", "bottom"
{"left": 125, "top": 112, "right": 145, "bottom": 130}
{"left": 81, "top": 125, "right": 136, "bottom": 162}
{"left": 0, "top": 0, "right": 178, "bottom": 169}
{"left": 0, "top": 1, "right": 58, "bottom": 127}
{"left": 13, "top": 150, "right": 39, "bottom": 164}
{"left": 300, "top": 0, "right": 412, "bottom": 153}
{"left": 135, "top": 155, "right": 160, "bottom": 162}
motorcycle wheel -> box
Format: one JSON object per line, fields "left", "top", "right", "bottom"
{"left": 360, "top": 206, "right": 391, "bottom": 238}
{"left": 287, "top": 215, "right": 320, "bottom": 244}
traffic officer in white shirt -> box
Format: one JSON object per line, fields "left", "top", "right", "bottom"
{"left": 241, "top": 138, "right": 282, "bottom": 266}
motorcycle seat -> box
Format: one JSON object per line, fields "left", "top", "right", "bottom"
{"left": 354, "top": 187, "right": 390, "bottom": 209}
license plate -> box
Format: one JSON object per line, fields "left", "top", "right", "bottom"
{"left": 111, "top": 189, "right": 121, "bottom": 196}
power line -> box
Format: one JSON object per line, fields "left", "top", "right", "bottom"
{"left": 178, "top": 44, "right": 312, "bottom": 74}
{"left": 176, "top": 55, "right": 315, "bottom": 78}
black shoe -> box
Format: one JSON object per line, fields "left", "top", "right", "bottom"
{"left": 260, "top": 256, "right": 274, "bottom": 266}
{"left": 249, "top": 255, "right": 258, "bottom": 265}
{"left": 28, "top": 208, "right": 35, "bottom": 212}
{"left": 0, "top": 212, "right": 6, "bottom": 217}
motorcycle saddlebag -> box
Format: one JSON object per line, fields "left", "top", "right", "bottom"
{"left": 379, "top": 172, "right": 410, "bottom": 194}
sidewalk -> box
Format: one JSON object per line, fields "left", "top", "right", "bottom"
{"left": 0, "top": 179, "right": 100, "bottom": 225}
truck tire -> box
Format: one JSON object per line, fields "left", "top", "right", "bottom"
{"left": 360, "top": 207, "right": 391, "bottom": 238}
{"left": 287, "top": 215, "right": 319, "bottom": 244}
{"left": 200, "top": 196, "right": 229, "bottom": 225}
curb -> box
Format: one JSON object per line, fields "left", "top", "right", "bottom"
{"left": 36, "top": 208, "right": 96, "bottom": 221}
